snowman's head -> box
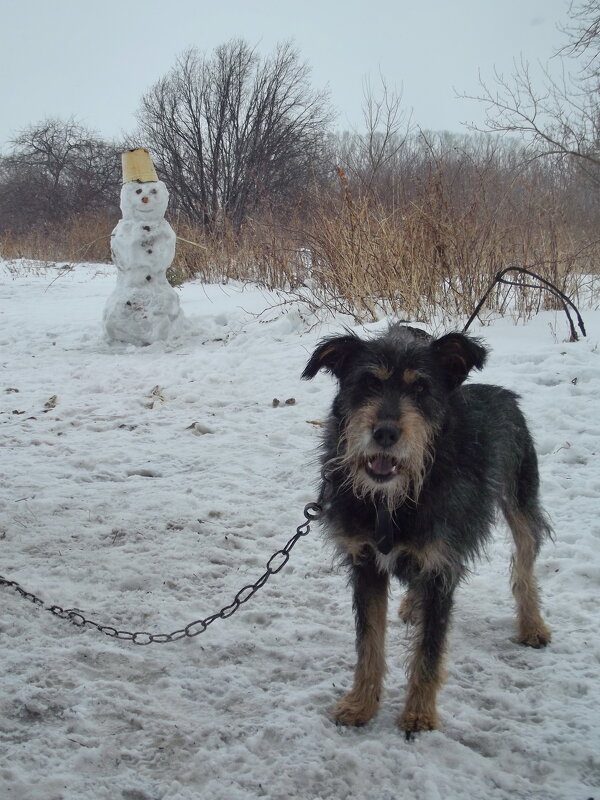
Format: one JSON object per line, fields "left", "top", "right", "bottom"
{"left": 120, "top": 180, "right": 169, "bottom": 221}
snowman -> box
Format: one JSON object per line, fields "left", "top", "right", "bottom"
{"left": 103, "top": 148, "right": 184, "bottom": 345}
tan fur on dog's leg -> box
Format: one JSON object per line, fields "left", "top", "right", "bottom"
{"left": 507, "top": 509, "right": 552, "bottom": 648}
{"left": 398, "top": 589, "right": 418, "bottom": 624}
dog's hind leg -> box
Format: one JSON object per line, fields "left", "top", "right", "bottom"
{"left": 505, "top": 505, "right": 552, "bottom": 648}
{"left": 503, "top": 440, "right": 552, "bottom": 648}
{"left": 333, "top": 555, "right": 389, "bottom": 726}
{"left": 398, "top": 587, "right": 418, "bottom": 624}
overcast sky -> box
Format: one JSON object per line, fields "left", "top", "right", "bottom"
{"left": 0, "top": 0, "right": 571, "bottom": 150}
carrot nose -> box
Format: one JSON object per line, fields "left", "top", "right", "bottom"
{"left": 142, "top": 196, "right": 149, "bottom": 204}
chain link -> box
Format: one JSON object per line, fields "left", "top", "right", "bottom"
{"left": 0, "top": 502, "right": 322, "bottom": 645}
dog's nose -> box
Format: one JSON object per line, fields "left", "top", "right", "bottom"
{"left": 372, "top": 422, "right": 400, "bottom": 448}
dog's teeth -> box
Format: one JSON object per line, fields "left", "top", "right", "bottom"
{"left": 368, "top": 454, "right": 397, "bottom": 476}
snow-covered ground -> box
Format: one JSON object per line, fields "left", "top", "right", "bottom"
{"left": 1, "top": 261, "right": 598, "bottom": 800}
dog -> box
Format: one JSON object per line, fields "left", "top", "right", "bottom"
{"left": 302, "top": 324, "right": 551, "bottom": 737}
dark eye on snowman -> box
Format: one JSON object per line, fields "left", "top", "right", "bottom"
{"left": 136, "top": 188, "right": 142, "bottom": 195}
{"left": 151, "top": 188, "right": 157, "bottom": 195}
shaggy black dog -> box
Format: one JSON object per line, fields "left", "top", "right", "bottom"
{"left": 302, "top": 324, "right": 551, "bottom": 737}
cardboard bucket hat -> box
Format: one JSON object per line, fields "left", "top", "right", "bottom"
{"left": 121, "top": 148, "right": 158, "bottom": 183}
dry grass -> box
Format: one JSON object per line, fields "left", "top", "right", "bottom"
{"left": 0, "top": 212, "right": 114, "bottom": 264}
{"left": 284, "top": 169, "right": 599, "bottom": 326}
{"left": 1, "top": 175, "right": 598, "bottom": 327}
{"left": 167, "top": 216, "right": 305, "bottom": 289}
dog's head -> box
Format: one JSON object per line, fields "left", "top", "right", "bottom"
{"left": 302, "top": 324, "right": 487, "bottom": 507}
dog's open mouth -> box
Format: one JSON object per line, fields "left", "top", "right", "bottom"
{"left": 365, "top": 454, "right": 400, "bottom": 482}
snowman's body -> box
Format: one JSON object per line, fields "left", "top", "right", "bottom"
{"left": 103, "top": 181, "right": 184, "bottom": 345}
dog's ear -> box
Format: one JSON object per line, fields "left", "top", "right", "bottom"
{"left": 431, "top": 332, "right": 487, "bottom": 389}
{"left": 302, "top": 334, "right": 364, "bottom": 380}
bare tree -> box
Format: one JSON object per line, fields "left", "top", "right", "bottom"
{"left": 135, "top": 39, "right": 332, "bottom": 232}
{"left": 333, "top": 76, "right": 412, "bottom": 201}
{"left": 460, "top": 1, "right": 600, "bottom": 180}
{"left": 0, "top": 118, "right": 120, "bottom": 233}
{"left": 560, "top": 0, "right": 600, "bottom": 79}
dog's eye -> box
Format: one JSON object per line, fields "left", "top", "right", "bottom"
{"left": 412, "top": 379, "right": 428, "bottom": 395}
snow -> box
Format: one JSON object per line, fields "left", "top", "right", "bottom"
{"left": 1, "top": 260, "right": 599, "bottom": 800}
{"left": 104, "top": 181, "right": 184, "bottom": 345}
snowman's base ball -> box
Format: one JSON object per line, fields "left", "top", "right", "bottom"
{"left": 103, "top": 284, "right": 184, "bottom": 346}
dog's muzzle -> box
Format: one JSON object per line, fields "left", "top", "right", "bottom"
{"left": 365, "top": 422, "right": 403, "bottom": 483}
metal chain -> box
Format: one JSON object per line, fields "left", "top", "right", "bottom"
{"left": 0, "top": 502, "right": 322, "bottom": 645}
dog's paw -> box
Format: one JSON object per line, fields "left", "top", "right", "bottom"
{"left": 519, "top": 620, "right": 552, "bottom": 648}
{"left": 332, "top": 691, "right": 379, "bottom": 727}
{"left": 397, "top": 710, "right": 438, "bottom": 739}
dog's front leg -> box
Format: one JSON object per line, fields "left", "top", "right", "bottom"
{"left": 399, "top": 572, "right": 455, "bottom": 737}
{"left": 333, "top": 555, "right": 389, "bottom": 726}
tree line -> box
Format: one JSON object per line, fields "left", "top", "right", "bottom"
{"left": 1, "top": 2, "right": 598, "bottom": 261}
{"left": 0, "top": 39, "right": 334, "bottom": 236}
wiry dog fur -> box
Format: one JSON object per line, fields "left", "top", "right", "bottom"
{"left": 302, "top": 324, "right": 551, "bottom": 737}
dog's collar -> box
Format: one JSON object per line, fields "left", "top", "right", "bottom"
{"left": 375, "top": 502, "right": 396, "bottom": 555}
